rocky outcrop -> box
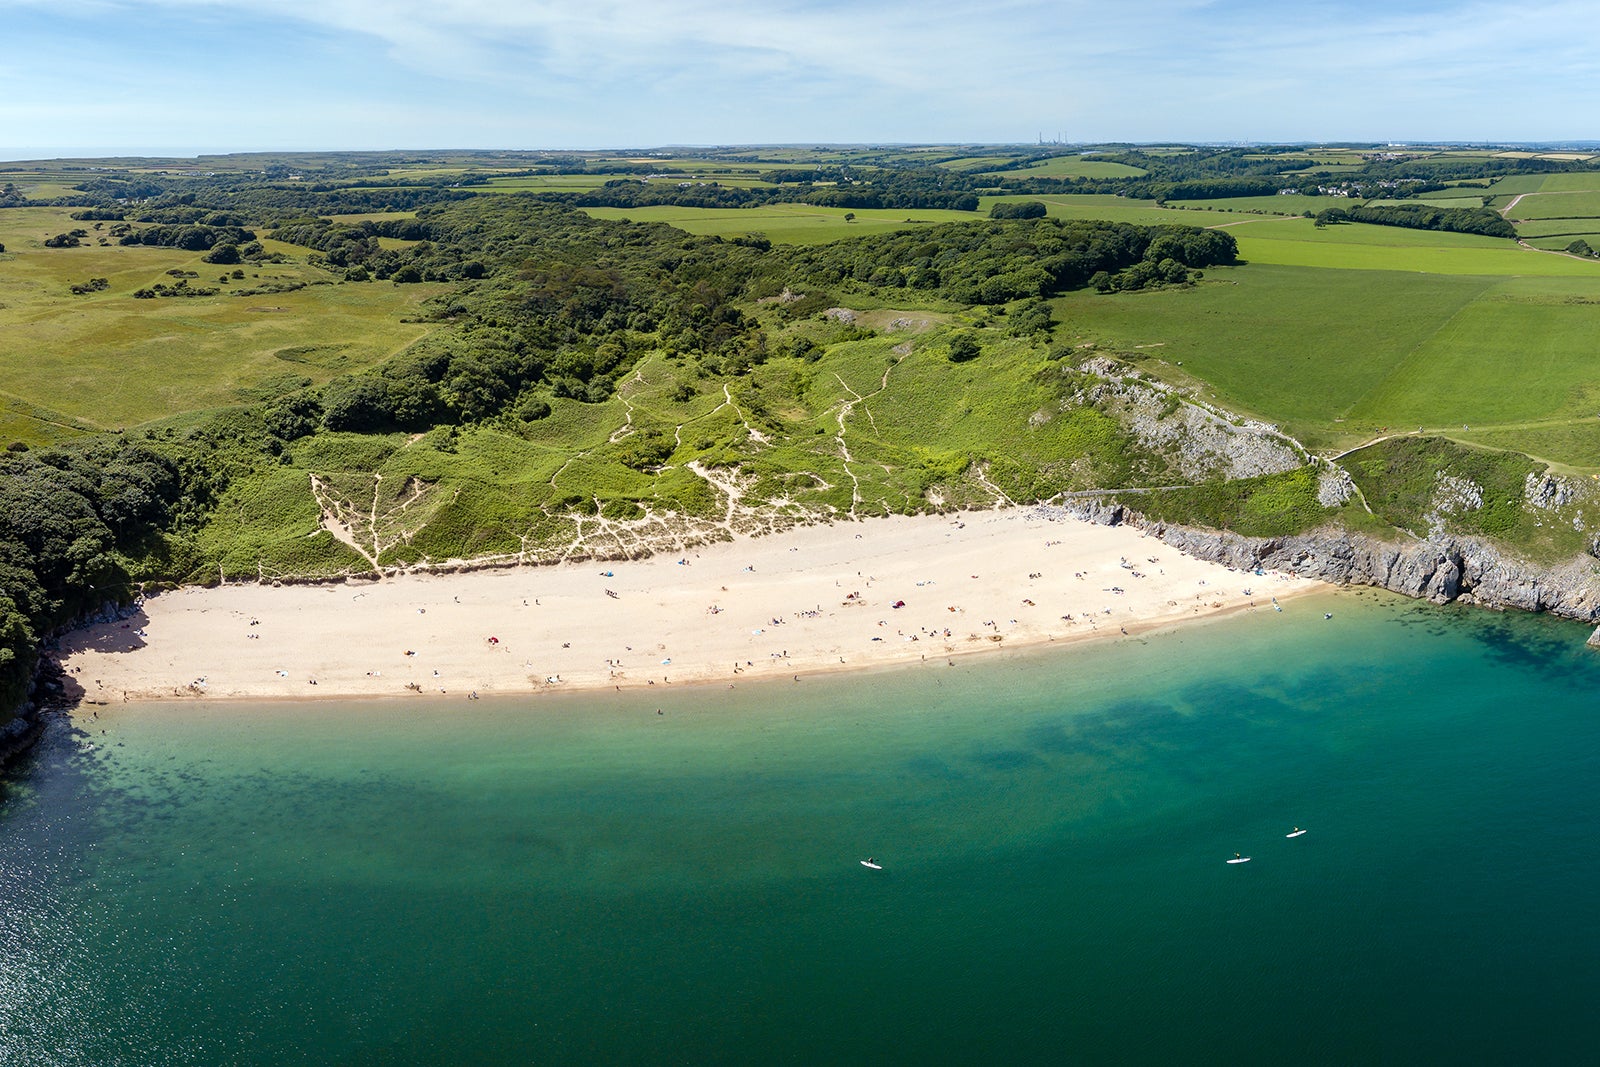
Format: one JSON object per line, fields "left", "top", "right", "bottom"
{"left": 1056, "top": 500, "right": 1600, "bottom": 625}
{"left": 1, "top": 599, "right": 135, "bottom": 772}
{"left": 0, "top": 699, "right": 45, "bottom": 768}
{"left": 1074, "top": 358, "right": 1304, "bottom": 482}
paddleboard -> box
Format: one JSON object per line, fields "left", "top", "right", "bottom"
{"left": 1226, "top": 857, "right": 1251, "bottom": 864}
{"left": 861, "top": 860, "right": 882, "bottom": 870}
{"left": 1286, "top": 829, "right": 1307, "bottom": 838}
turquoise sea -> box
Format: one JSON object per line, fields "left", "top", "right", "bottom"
{"left": 3, "top": 590, "right": 1599, "bottom": 1065}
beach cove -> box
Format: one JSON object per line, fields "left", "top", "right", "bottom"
{"left": 57, "top": 507, "right": 1322, "bottom": 704}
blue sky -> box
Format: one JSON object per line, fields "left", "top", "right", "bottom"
{"left": 0, "top": 0, "right": 1594, "bottom": 156}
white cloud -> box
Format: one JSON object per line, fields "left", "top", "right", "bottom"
{"left": 0, "top": 0, "right": 1595, "bottom": 146}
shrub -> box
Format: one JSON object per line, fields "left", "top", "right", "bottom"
{"left": 947, "top": 333, "right": 981, "bottom": 362}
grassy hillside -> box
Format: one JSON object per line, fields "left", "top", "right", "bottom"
{"left": 0, "top": 206, "right": 444, "bottom": 436}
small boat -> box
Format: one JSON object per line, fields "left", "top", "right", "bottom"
{"left": 860, "top": 859, "right": 882, "bottom": 870}
{"left": 1286, "top": 828, "right": 1307, "bottom": 838}
{"left": 1227, "top": 855, "right": 1251, "bottom": 864}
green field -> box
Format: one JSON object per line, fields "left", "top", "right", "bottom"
{"left": 1340, "top": 276, "right": 1600, "bottom": 435}
{"left": 938, "top": 155, "right": 1019, "bottom": 171}
{"left": 1454, "top": 421, "right": 1600, "bottom": 475}
{"left": 1170, "top": 194, "right": 1328, "bottom": 215}
{"left": 1233, "top": 223, "right": 1600, "bottom": 276}
{"left": 985, "top": 194, "right": 1262, "bottom": 227}
{"left": 1526, "top": 234, "right": 1600, "bottom": 252}
{"left": 1236, "top": 216, "right": 1515, "bottom": 248}
{"left": 1483, "top": 175, "right": 1558, "bottom": 197}
{"left": 588, "top": 194, "right": 1275, "bottom": 243}
{"left": 1507, "top": 218, "right": 1598, "bottom": 238}
{"left": 1506, "top": 190, "right": 1600, "bottom": 219}
{"left": 979, "top": 157, "right": 1146, "bottom": 179}
{"left": 580, "top": 204, "right": 982, "bottom": 244}
{"left": 1525, "top": 173, "right": 1600, "bottom": 192}
{"left": 0, "top": 207, "right": 443, "bottom": 436}
{"left": 1054, "top": 262, "right": 1600, "bottom": 468}
{"left": 1363, "top": 196, "right": 1491, "bottom": 210}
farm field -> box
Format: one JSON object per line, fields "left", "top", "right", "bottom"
{"left": 1505, "top": 190, "right": 1600, "bottom": 219}
{"left": 1341, "top": 275, "right": 1600, "bottom": 436}
{"left": 984, "top": 194, "right": 1262, "bottom": 227}
{"left": 1515, "top": 218, "right": 1600, "bottom": 238}
{"left": 585, "top": 194, "right": 1270, "bottom": 245}
{"left": 1525, "top": 234, "right": 1600, "bottom": 252}
{"left": 978, "top": 156, "right": 1146, "bottom": 178}
{"left": 1523, "top": 172, "right": 1600, "bottom": 192}
{"left": 1482, "top": 175, "right": 1558, "bottom": 200}
{"left": 935, "top": 155, "right": 1018, "bottom": 171}
{"left": 1233, "top": 230, "right": 1600, "bottom": 276}
{"left": 580, "top": 203, "right": 981, "bottom": 243}
{"left": 1169, "top": 194, "right": 1329, "bottom": 215}
{"left": 479, "top": 175, "right": 619, "bottom": 192}
{"left": 1362, "top": 196, "right": 1490, "bottom": 209}
{"left": 1054, "top": 262, "right": 1600, "bottom": 469}
{"left": 1234, "top": 217, "right": 1515, "bottom": 248}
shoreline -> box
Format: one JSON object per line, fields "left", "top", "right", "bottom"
{"left": 57, "top": 507, "right": 1327, "bottom": 706}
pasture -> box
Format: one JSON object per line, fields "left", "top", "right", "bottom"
{"left": 982, "top": 194, "right": 1261, "bottom": 227}
{"left": 1505, "top": 189, "right": 1600, "bottom": 220}
{"left": 1235, "top": 217, "right": 1515, "bottom": 248}
{"left": 1055, "top": 259, "right": 1600, "bottom": 468}
{"left": 1169, "top": 194, "right": 1327, "bottom": 215}
{"left": 1362, "top": 196, "right": 1491, "bottom": 209}
{"left": 580, "top": 204, "right": 981, "bottom": 244}
{"left": 0, "top": 207, "right": 443, "bottom": 438}
{"left": 1233, "top": 230, "right": 1600, "bottom": 276}
{"left": 979, "top": 156, "right": 1147, "bottom": 178}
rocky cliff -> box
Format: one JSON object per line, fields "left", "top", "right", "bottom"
{"left": 1058, "top": 501, "right": 1600, "bottom": 630}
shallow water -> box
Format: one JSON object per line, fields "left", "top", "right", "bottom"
{"left": 3, "top": 591, "right": 1598, "bottom": 1064}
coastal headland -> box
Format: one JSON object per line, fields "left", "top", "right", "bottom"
{"left": 57, "top": 508, "right": 1322, "bottom": 704}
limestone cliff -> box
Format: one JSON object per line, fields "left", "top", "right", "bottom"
{"left": 1058, "top": 501, "right": 1600, "bottom": 626}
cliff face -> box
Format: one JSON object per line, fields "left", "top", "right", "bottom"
{"left": 1060, "top": 501, "right": 1600, "bottom": 627}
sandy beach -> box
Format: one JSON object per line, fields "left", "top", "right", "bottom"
{"left": 57, "top": 507, "right": 1325, "bottom": 704}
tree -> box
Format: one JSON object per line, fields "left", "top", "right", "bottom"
{"left": 1008, "top": 299, "right": 1055, "bottom": 337}
{"left": 843, "top": 212, "right": 856, "bottom": 223}
{"left": 990, "top": 200, "right": 1047, "bottom": 220}
{"left": 948, "top": 332, "right": 981, "bottom": 362}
